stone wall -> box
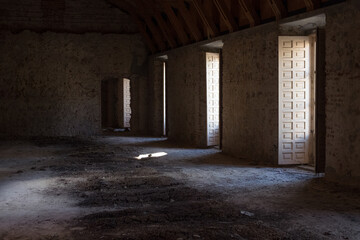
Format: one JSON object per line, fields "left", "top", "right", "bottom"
{"left": 151, "top": 25, "right": 279, "bottom": 156}
{"left": 324, "top": 1, "right": 360, "bottom": 182}
{"left": 155, "top": 25, "right": 279, "bottom": 156}
{"left": 150, "top": 1, "right": 360, "bottom": 182}
{"left": 0, "top": 31, "right": 148, "bottom": 137}
{"left": 0, "top": 0, "right": 137, "bottom": 33}
{"left": 166, "top": 48, "right": 207, "bottom": 147}
{"left": 148, "top": 59, "right": 164, "bottom": 137}
{"left": 222, "top": 24, "right": 279, "bottom": 164}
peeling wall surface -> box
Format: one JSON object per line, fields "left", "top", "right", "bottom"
{"left": 166, "top": 48, "right": 207, "bottom": 147}
{"left": 0, "top": 31, "right": 148, "bottom": 137}
{"left": 153, "top": 1, "right": 360, "bottom": 181}
{"left": 324, "top": 1, "right": 360, "bottom": 181}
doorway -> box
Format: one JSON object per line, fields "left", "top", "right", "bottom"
{"left": 278, "top": 36, "right": 316, "bottom": 165}
{"left": 101, "top": 78, "right": 131, "bottom": 131}
{"left": 206, "top": 52, "right": 220, "bottom": 147}
{"left": 123, "top": 78, "right": 131, "bottom": 129}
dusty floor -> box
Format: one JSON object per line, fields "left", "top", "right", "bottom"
{"left": 0, "top": 136, "right": 359, "bottom": 240}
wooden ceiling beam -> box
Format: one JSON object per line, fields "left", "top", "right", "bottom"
{"left": 237, "top": 0, "right": 260, "bottom": 27}
{"left": 176, "top": 0, "right": 202, "bottom": 41}
{"left": 107, "top": 0, "right": 157, "bottom": 53}
{"left": 158, "top": 0, "right": 190, "bottom": 45}
{"left": 142, "top": 0, "right": 177, "bottom": 49}
{"left": 213, "top": 0, "right": 238, "bottom": 32}
{"left": 190, "top": 0, "right": 219, "bottom": 38}
{"left": 134, "top": 0, "right": 166, "bottom": 51}
{"left": 267, "top": 0, "right": 287, "bottom": 20}
{"left": 304, "top": 0, "right": 321, "bottom": 11}
{"left": 153, "top": 15, "right": 178, "bottom": 49}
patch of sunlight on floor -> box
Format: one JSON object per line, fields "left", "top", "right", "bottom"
{"left": 135, "top": 152, "right": 168, "bottom": 160}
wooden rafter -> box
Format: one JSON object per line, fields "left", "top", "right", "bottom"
{"left": 172, "top": 3, "right": 196, "bottom": 42}
{"left": 230, "top": 0, "right": 241, "bottom": 26}
{"left": 107, "top": 0, "right": 157, "bottom": 53}
{"left": 158, "top": 0, "right": 190, "bottom": 45}
{"left": 237, "top": 0, "right": 260, "bottom": 27}
{"left": 141, "top": 0, "right": 177, "bottom": 49}
{"left": 153, "top": 15, "right": 178, "bottom": 49}
{"left": 134, "top": 0, "right": 166, "bottom": 51}
{"left": 191, "top": 0, "right": 219, "bottom": 37}
{"left": 108, "top": 0, "right": 338, "bottom": 53}
{"left": 304, "top": 0, "right": 320, "bottom": 11}
{"left": 267, "top": 0, "right": 287, "bottom": 20}
{"left": 213, "top": 0, "right": 238, "bottom": 32}
{"left": 176, "top": 0, "right": 202, "bottom": 41}
{"left": 187, "top": 1, "right": 204, "bottom": 35}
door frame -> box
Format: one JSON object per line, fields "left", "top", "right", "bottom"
{"left": 315, "top": 28, "right": 326, "bottom": 173}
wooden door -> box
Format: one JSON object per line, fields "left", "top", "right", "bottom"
{"left": 206, "top": 53, "right": 220, "bottom": 146}
{"left": 278, "top": 36, "right": 312, "bottom": 165}
{"left": 123, "top": 78, "right": 131, "bottom": 128}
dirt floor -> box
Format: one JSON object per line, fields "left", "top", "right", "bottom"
{"left": 0, "top": 136, "right": 359, "bottom": 240}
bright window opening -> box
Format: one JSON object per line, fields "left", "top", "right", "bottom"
{"left": 206, "top": 52, "right": 220, "bottom": 146}
{"left": 123, "top": 78, "right": 131, "bottom": 129}
{"left": 163, "top": 62, "right": 167, "bottom": 136}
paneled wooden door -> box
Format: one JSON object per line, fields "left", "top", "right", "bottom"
{"left": 278, "top": 36, "right": 313, "bottom": 165}
{"left": 123, "top": 78, "right": 131, "bottom": 128}
{"left": 206, "top": 52, "right": 220, "bottom": 146}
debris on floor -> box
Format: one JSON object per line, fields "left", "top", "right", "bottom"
{"left": 0, "top": 136, "right": 359, "bottom": 240}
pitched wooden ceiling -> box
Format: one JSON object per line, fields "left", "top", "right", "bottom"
{"left": 107, "top": 0, "right": 344, "bottom": 53}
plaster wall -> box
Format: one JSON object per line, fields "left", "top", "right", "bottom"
{"left": 151, "top": 1, "right": 360, "bottom": 182}
{"left": 148, "top": 59, "right": 164, "bottom": 137}
{"left": 165, "top": 48, "right": 207, "bottom": 147}
{"left": 0, "top": 0, "right": 137, "bottom": 33}
{"left": 222, "top": 24, "right": 279, "bottom": 164}
{"left": 324, "top": 1, "right": 360, "bottom": 181}
{"left": 0, "top": 31, "right": 148, "bottom": 137}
